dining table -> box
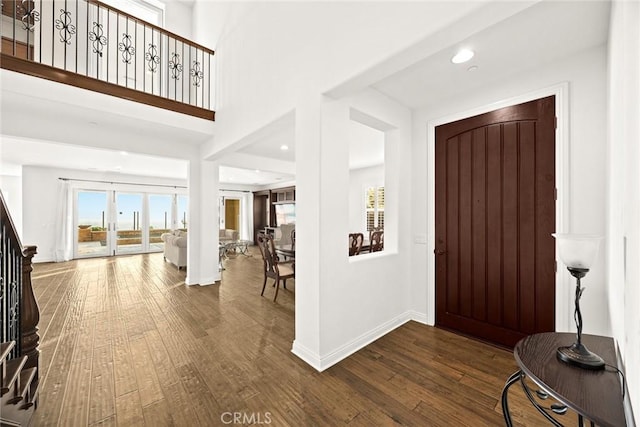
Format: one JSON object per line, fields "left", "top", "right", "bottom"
{"left": 275, "top": 244, "right": 295, "bottom": 260}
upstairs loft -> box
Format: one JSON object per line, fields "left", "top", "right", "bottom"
{"left": 0, "top": 0, "right": 214, "bottom": 121}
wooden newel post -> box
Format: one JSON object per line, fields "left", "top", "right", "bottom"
{"left": 21, "top": 245, "right": 40, "bottom": 377}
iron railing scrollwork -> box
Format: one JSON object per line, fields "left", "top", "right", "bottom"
{"left": 54, "top": 8, "right": 77, "bottom": 44}
{"left": 190, "top": 60, "right": 203, "bottom": 87}
{"left": 20, "top": 0, "right": 40, "bottom": 31}
{"left": 88, "top": 22, "right": 107, "bottom": 57}
{"left": 169, "top": 52, "right": 183, "bottom": 80}
{"left": 118, "top": 33, "right": 135, "bottom": 64}
{"left": 0, "top": 0, "right": 215, "bottom": 119}
{"left": 145, "top": 43, "right": 159, "bottom": 72}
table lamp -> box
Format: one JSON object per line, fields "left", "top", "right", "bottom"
{"left": 552, "top": 233, "right": 605, "bottom": 370}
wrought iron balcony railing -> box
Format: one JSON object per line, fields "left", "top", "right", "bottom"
{"left": 1, "top": 0, "right": 214, "bottom": 120}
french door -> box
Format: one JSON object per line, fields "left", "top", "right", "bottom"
{"left": 74, "top": 190, "right": 185, "bottom": 258}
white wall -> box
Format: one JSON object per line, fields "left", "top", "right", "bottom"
{"left": 0, "top": 167, "right": 23, "bottom": 239}
{"left": 291, "top": 88, "right": 413, "bottom": 370}
{"left": 22, "top": 165, "right": 187, "bottom": 263}
{"left": 194, "top": 1, "right": 485, "bottom": 157}
{"left": 348, "top": 165, "right": 384, "bottom": 234}
{"left": 411, "top": 45, "right": 609, "bottom": 334}
{"left": 163, "top": 0, "right": 193, "bottom": 39}
{"left": 607, "top": 0, "right": 640, "bottom": 421}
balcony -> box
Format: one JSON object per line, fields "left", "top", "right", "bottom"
{"left": 1, "top": 0, "right": 214, "bottom": 120}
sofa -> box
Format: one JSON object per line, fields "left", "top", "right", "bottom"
{"left": 161, "top": 230, "right": 187, "bottom": 269}
{"left": 219, "top": 229, "right": 239, "bottom": 242}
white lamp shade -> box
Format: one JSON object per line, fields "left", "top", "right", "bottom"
{"left": 552, "top": 234, "right": 602, "bottom": 269}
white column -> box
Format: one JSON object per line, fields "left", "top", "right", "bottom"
{"left": 291, "top": 95, "right": 323, "bottom": 368}
{"left": 186, "top": 158, "right": 220, "bottom": 286}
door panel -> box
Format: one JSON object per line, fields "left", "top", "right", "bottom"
{"left": 116, "top": 193, "right": 143, "bottom": 255}
{"left": 148, "top": 194, "right": 172, "bottom": 252}
{"left": 75, "top": 190, "right": 110, "bottom": 258}
{"left": 225, "top": 199, "right": 240, "bottom": 232}
{"left": 435, "top": 96, "right": 556, "bottom": 348}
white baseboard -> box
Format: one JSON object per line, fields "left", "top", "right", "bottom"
{"left": 291, "top": 341, "right": 323, "bottom": 371}
{"left": 197, "top": 276, "right": 220, "bottom": 286}
{"left": 408, "top": 310, "right": 429, "bottom": 325}
{"left": 292, "top": 310, "right": 429, "bottom": 372}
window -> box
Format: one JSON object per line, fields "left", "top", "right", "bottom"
{"left": 365, "top": 186, "right": 384, "bottom": 232}
{"left": 101, "top": 0, "right": 164, "bottom": 26}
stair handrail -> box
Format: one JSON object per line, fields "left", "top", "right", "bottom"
{"left": 0, "top": 190, "right": 39, "bottom": 378}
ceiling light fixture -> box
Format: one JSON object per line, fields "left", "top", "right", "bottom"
{"left": 451, "top": 49, "right": 474, "bottom": 64}
{"left": 280, "top": 145, "right": 289, "bottom": 151}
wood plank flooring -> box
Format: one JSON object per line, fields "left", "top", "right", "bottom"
{"left": 28, "top": 248, "right": 562, "bottom": 426}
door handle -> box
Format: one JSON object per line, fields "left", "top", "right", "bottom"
{"left": 434, "top": 249, "right": 446, "bottom": 255}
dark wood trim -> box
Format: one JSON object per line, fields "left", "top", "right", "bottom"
{"left": 87, "top": 0, "right": 215, "bottom": 55}
{"left": 1, "top": 54, "right": 215, "bottom": 121}
{"left": 21, "top": 245, "right": 40, "bottom": 379}
{"left": 1, "top": 37, "right": 34, "bottom": 60}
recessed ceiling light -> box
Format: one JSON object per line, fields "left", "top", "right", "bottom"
{"left": 451, "top": 49, "right": 474, "bottom": 64}
{"left": 467, "top": 65, "right": 478, "bottom": 72}
{"left": 280, "top": 145, "right": 289, "bottom": 151}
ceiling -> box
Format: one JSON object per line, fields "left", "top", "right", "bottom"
{"left": 0, "top": 137, "right": 189, "bottom": 179}
{"left": 372, "top": 1, "right": 611, "bottom": 110}
{"left": 0, "top": 1, "right": 611, "bottom": 187}
{"left": 237, "top": 123, "right": 296, "bottom": 163}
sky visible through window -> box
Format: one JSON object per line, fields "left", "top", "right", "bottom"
{"left": 78, "top": 192, "right": 185, "bottom": 230}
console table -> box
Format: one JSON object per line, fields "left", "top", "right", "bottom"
{"left": 502, "top": 332, "right": 627, "bottom": 426}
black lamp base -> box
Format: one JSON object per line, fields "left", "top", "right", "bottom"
{"left": 557, "top": 343, "right": 605, "bottom": 370}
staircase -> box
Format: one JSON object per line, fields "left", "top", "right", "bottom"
{"left": 1, "top": 341, "right": 39, "bottom": 426}
{"left": 1, "top": 190, "right": 40, "bottom": 426}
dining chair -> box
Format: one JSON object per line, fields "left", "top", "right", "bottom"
{"left": 290, "top": 228, "right": 296, "bottom": 251}
{"left": 369, "top": 226, "right": 383, "bottom": 244}
{"left": 370, "top": 230, "right": 384, "bottom": 252}
{"left": 349, "top": 233, "right": 364, "bottom": 256}
{"left": 257, "top": 232, "right": 295, "bottom": 301}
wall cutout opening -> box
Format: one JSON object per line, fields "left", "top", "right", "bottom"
{"left": 348, "top": 119, "right": 385, "bottom": 256}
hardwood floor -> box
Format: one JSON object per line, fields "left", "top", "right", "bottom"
{"left": 29, "top": 248, "right": 559, "bottom": 426}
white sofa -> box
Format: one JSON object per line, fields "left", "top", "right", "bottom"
{"left": 161, "top": 230, "right": 187, "bottom": 269}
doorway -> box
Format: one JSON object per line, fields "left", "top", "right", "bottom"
{"left": 434, "top": 96, "right": 556, "bottom": 348}
{"left": 74, "top": 189, "right": 186, "bottom": 258}
{"left": 225, "top": 199, "right": 240, "bottom": 232}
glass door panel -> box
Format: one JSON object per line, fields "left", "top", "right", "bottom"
{"left": 116, "top": 193, "right": 143, "bottom": 254}
{"left": 149, "top": 194, "right": 172, "bottom": 252}
{"left": 76, "top": 190, "right": 110, "bottom": 257}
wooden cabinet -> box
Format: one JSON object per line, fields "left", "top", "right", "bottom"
{"left": 272, "top": 187, "right": 295, "bottom": 203}
{"left": 252, "top": 187, "right": 296, "bottom": 244}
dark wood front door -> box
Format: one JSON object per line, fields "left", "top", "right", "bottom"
{"left": 435, "top": 96, "right": 556, "bottom": 348}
